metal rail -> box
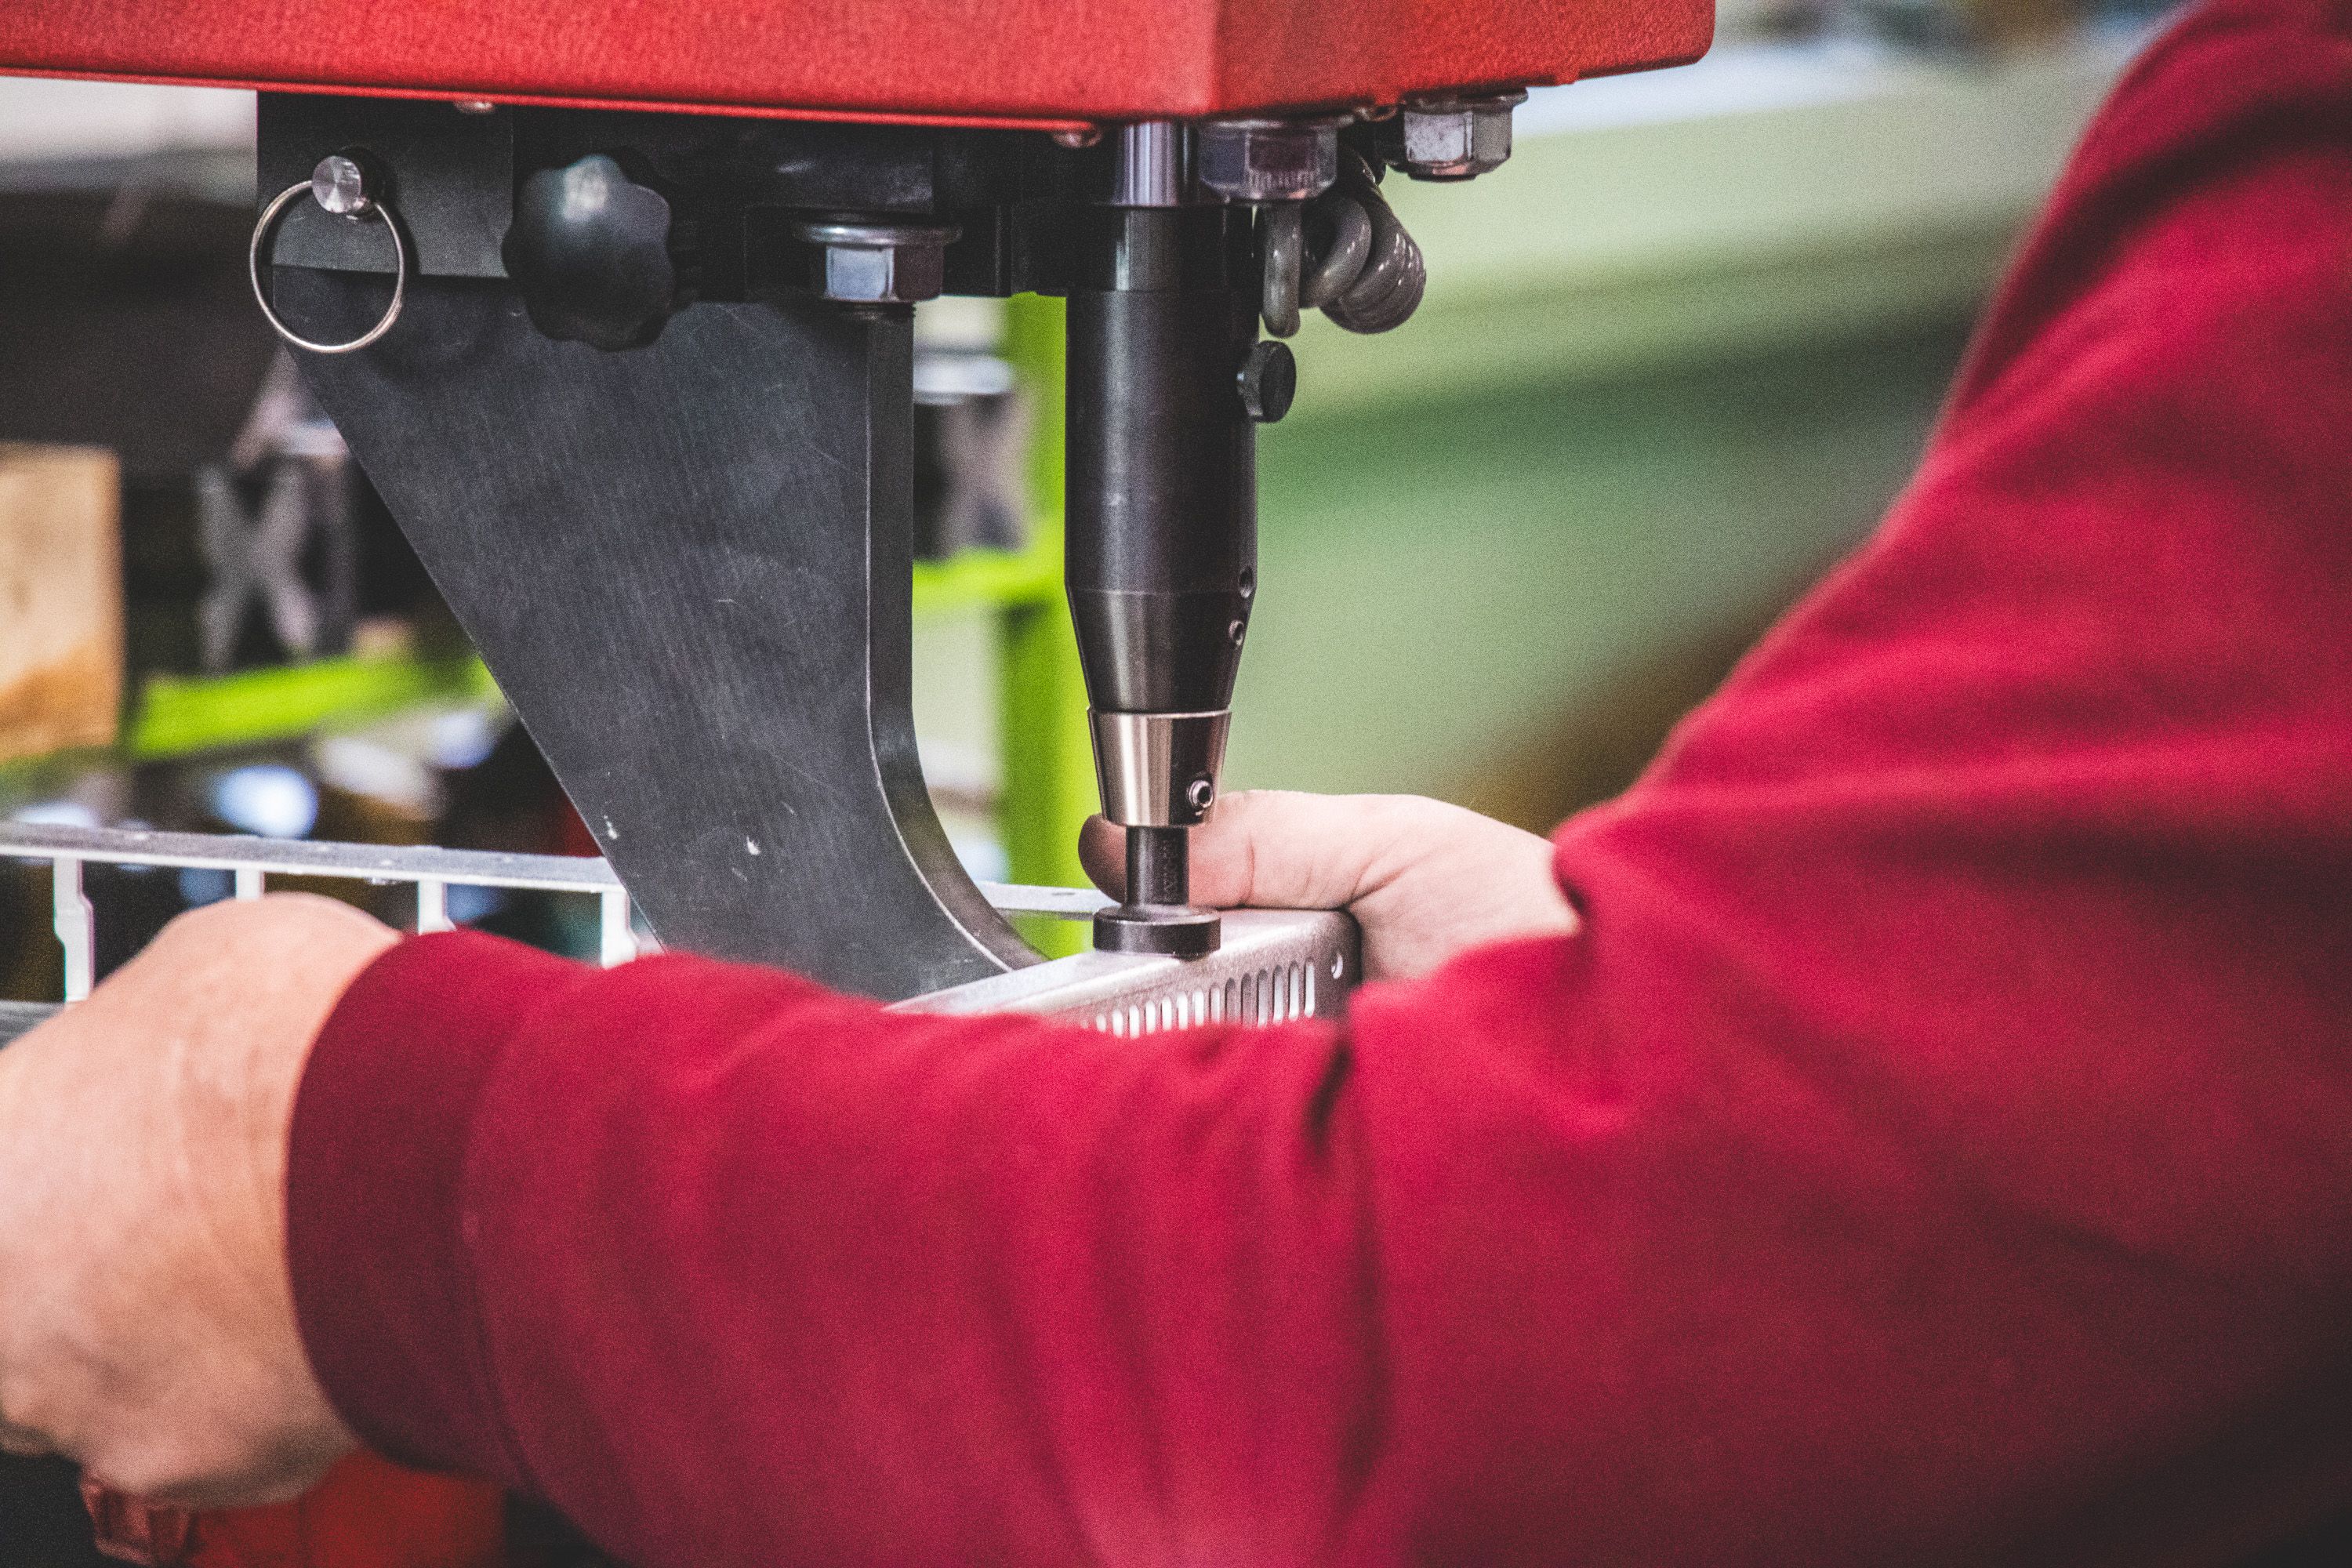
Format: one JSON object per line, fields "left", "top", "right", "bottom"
{"left": 5, "top": 822, "right": 643, "bottom": 993}
{"left": 0, "top": 823, "right": 1355, "bottom": 1038}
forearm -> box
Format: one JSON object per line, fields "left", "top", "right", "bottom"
{"left": 293, "top": 934, "right": 1385, "bottom": 1566}
{"left": 293, "top": 892, "right": 2352, "bottom": 1568}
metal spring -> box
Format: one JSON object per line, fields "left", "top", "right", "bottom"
{"left": 1258, "top": 149, "right": 1425, "bottom": 339}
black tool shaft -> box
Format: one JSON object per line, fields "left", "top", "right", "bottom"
{"left": 1126, "top": 826, "right": 1190, "bottom": 908}
{"left": 1065, "top": 205, "right": 1258, "bottom": 714}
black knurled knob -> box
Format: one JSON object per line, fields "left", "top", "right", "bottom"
{"left": 503, "top": 154, "right": 683, "bottom": 351}
{"left": 1237, "top": 339, "right": 1298, "bottom": 423}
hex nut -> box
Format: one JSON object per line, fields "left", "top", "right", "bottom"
{"left": 1196, "top": 118, "right": 1343, "bottom": 203}
{"left": 822, "top": 244, "right": 940, "bottom": 304}
{"left": 797, "top": 221, "right": 960, "bottom": 306}
{"left": 1396, "top": 89, "right": 1526, "bottom": 180}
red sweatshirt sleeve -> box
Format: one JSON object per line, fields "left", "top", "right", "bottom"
{"left": 289, "top": 2, "right": 2352, "bottom": 1563}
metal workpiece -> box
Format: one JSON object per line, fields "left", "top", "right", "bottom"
{"left": 1089, "top": 710, "right": 1231, "bottom": 826}
{"left": 1193, "top": 116, "right": 1344, "bottom": 204}
{"left": 278, "top": 271, "right": 1034, "bottom": 1000}
{"left": 796, "top": 220, "right": 962, "bottom": 307}
{"left": 1392, "top": 88, "right": 1526, "bottom": 180}
{"left": 902, "top": 907, "right": 1359, "bottom": 1032}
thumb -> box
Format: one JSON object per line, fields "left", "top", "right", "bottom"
{"left": 1080, "top": 789, "right": 1418, "bottom": 911}
{"left": 1082, "top": 791, "right": 1577, "bottom": 982}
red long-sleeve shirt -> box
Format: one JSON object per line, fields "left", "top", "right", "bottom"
{"left": 289, "top": 2, "right": 2352, "bottom": 1561}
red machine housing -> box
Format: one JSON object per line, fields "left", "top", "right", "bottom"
{"left": 0, "top": 0, "right": 1710, "bottom": 126}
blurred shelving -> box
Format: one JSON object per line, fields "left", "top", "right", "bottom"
{"left": 127, "top": 648, "right": 495, "bottom": 760}
{"left": 0, "top": 77, "right": 250, "bottom": 198}
{"left": 1289, "top": 20, "right": 2158, "bottom": 415}
{"left": 66, "top": 535, "right": 1059, "bottom": 762}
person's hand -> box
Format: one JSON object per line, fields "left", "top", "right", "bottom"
{"left": 1080, "top": 789, "right": 1578, "bottom": 982}
{"left": 0, "top": 895, "right": 391, "bottom": 1508}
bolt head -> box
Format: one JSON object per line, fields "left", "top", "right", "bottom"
{"left": 1236, "top": 339, "right": 1298, "bottom": 423}
{"left": 798, "top": 221, "right": 959, "bottom": 307}
{"left": 1396, "top": 90, "right": 1525, "bottom": 180}
{"left": 1186, "top": 777, "right": 1217, "bottom": 811}
{"left": 310, "top": 154, "right": 374, "bottom": 217}
{"left": 1196, "top": 118, "right": 1342, "bottom": 203}
{"left": 822, "top": 244, "right": 945, "bottom": 305}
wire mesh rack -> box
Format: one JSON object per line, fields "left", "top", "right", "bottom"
{"left": 1, "top": 822, "right": 1357, "bottom": 1043}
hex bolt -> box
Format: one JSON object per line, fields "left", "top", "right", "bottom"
{"left": 1396, "top": 89, "right": 1527, "bottom": 181}
{"left": 310, "top": 153, "right": 377, "bottom": 218}
{"left": 1236, "top": 340, "right": 1297, "bottom": 423}
{"left": 794, "top": 220, "right": 961, "bottom": 307}
{"left": 1196, "top": 117, "right": 1345, "bottom": 204}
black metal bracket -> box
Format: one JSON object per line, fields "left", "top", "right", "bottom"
{"left": 280, "top": 268, "right": 1033, "bottom": 999}
{"left": 255, "top": 95, "right": 1073, "bottom": 305}
{"left": 249, "top": 93, "right": 1341, "bottom": 988}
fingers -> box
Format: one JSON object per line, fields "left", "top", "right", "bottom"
{"left": 1189, "top": 790, "right": 1403, "bottom": 910}
{"left": 1078, "top": 815, "right": 1127, "bottom": 899}
{"left": 1078, "top": 791, "right": 1576, "bottom": 982}
{"left": 1083, "top": 790, "right": 1448, "bottom": 911}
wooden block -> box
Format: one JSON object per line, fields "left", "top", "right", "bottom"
{"left": 0, "top": 444, "right": 122, "bottom": 764}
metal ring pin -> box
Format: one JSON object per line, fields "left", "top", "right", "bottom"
{"left": 248, "top": 156, "right": 408, "bottom": 355}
